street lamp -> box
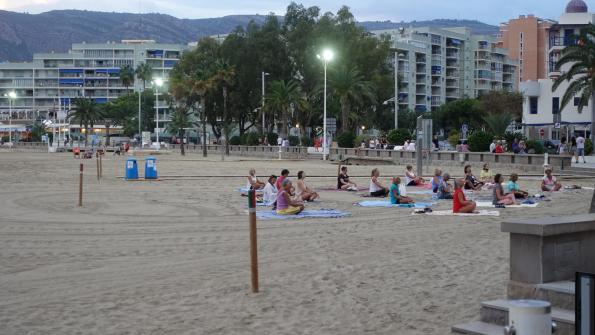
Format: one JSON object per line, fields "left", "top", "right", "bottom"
{"left": 261, "top": 72, "right": 269, "bottom": 135}
{"left": 5, "top": 91, "right": 17, "bottom": 144}
{"left": 317, "top": 49, "right": 334, "bottom": 160}
{"left": 152, "top": 78, "right": 164, "bottom": 146}
{"left": 394, "top": 52, "right": 405, "bottom": 130}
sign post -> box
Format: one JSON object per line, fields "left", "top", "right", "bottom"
{"left": 416, "top": 116, "right": 423, "bottom": 178}
{"left": 248, "top": 190, "right": 259, "bottom": 293}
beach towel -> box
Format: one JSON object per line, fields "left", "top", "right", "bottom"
{"left": 356, "top": 200, "right": 434, "bottom": 209}
{"left": 475, "top": 201, "right": 539, "bottom": 208}
{"left": 256, "top": 209, "right": 351, "bottom": 220}
{"left": 416, "top": 210, "right": 500, "bottom": 217}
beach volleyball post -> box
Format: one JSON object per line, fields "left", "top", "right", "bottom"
{"left": 248, "top": 189, "right": 259, "bottom": 293}
{"left": 78, "top": 163, "right": 84, "bottom": 207}
{"left": 96, "top": 152, "right": 100, "bottom": 181}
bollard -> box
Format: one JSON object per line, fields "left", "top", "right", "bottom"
{"left": 248, "top": 189, "right": 259, "bottom": 293}
{"left": 78, "top": 163, "right": 84, "bottom": 207}
{"left": 96, "top": 152, "right": 100, "bottom": 181}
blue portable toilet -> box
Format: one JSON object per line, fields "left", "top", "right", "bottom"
{"left": 144, "top": 156, "right": 158, "bottom": 179}
{"left": 125, "top": 158, "right": 138, "bottom": 180}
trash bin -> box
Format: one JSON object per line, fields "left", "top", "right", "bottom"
{"left": 125, "top": 158, "right": 138, "bottom": 180}
{"left": 144, "top": 156, "right": 158, "bottom": 179}
{"left": 505, "top": 300, "right": 553, "bottom": 335}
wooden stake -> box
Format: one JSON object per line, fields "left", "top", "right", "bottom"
{"left": 99, "top": 152, "right": 103, "bottom": 178}
{"left": 78, "top": 163, "right": 83, "bottom": 207}
{"left": 248, "top": 189, "right": 259, "bottom": 293}
{"left": 96, "top": 152, "right": 100, "bottom": 181}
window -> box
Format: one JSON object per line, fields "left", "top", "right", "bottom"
{"left": 530, "top": 97, "right": 538, "bottom": 114}
{"left": 552, "top": 97, "right": 560, "bottom": 114}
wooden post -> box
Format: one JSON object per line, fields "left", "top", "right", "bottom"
{"left": 99, "top": 152, "right": 103, "bottom": 179}
{"left": 96, "top": 152, "right": 100, "bottom": 181}
{"left": 248, "top": 189, "right": 259, "bottom": 293}
{"left": 78, "top": 163, "right": 83, "bottom": 207}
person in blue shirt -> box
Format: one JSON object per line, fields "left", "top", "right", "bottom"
{"left": 389, "top": 177, "right": 414, "bottom": 205}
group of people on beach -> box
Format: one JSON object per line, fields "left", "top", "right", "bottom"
{"left": 246, "top": 161, "right": 564, "bottom": 216}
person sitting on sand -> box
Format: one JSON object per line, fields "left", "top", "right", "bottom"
{"left": 464, "top": 165, "right": 484, "bottom": 191}
{"left": 247, "top": 169, "right": 266, "bottom": 190}
{"left": 276, "top": 179, "right": 305, "bottom": 215}
{"left": 480, "top": 163, "right": 493, "bottom": 184}
{"left": 405, "top": 165, "right": 425, "bottom": 186}
{"left": 338, "top": 166, "right": 357, "bottom": 191}
{"left": 437, "top": 173, "right": 453, "bottom": 200}
{"left": 276, "top": 169, "right": 290, "bottom": 191}
{"left": 369, "top": 168, "right": 389, "bottom": 197}
{"left": 389, "top": 177, "right": 414, "bottom": 204}
{"left": 430, "top": 169, "right": 443, "bottom": 193}
{"left": 493, "top": 173, "right": 518, "bottom": 206}
{"left": 541, "top": 168, "right": 562, "bottom": 192}
{"left": 296, "top": 171, "right": 319, "bottom": 202}
{"left": 507, "top": 173, "right": 529, "bottom": 199}
{"left": 453, "top": 179, "right": 477, "bottom": 213}
{"left": 263, "top": 175, "right": 278, "bottom": 205}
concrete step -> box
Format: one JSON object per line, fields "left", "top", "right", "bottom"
{"left": 536, "top": 281, "right": 575, "bottom": 310}
{"left": 480, "top": 299, "right": 574, "bottom": 335}
{"left": 451, "top": 321, "right": 504, "bottom": 335}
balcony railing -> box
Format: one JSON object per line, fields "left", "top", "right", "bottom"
{"left": 550, "top": 36, "right": 576, "bottom": 48}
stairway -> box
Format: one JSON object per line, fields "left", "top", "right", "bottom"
{"left": 452, "top": 281, "right": 575, "bottom": 335}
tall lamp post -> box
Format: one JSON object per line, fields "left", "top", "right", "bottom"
{"left": 394, "top": 52, "right": 405, "bottom": 130}
{"left": 152, "top": 78, "right": 164, "bottom": 146}
{"left": 5, "top": 91, "right": 16, "bottom": 144}
{"left": 317, "top": 49, "right": 334, "bottom": 161}
{"left": 261, "top": 72, "right": 269, "bottom": 136}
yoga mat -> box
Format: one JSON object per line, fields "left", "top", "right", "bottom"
{"left": 417, "top": 210, "right": 500, "bottom": 217}
{"left": 318, "top": 187, "right": 369, "bottom": 192}
{"left": 355, "top": 200, "right": 434, "bottom": 209}
{"left": 256, "top": 209, "right": 351, "bottom": 220}
{"left": 476, "top": 201, "right": 539, "bottom": 208}
{"left": 237, "top": 187, "right": 263, "bottom": 193}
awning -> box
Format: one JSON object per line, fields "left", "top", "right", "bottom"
{"left": 59, "top": 68, "right": 83, "bottom": 74}
{"left": 60, "top": 78, "right": 84, "bottom": 84}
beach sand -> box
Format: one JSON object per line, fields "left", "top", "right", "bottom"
{"left": 0, "top": 151, "right": 593, "bottom": 335}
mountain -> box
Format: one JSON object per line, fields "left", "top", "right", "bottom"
{"left": 0, "top": 10, "right": 499, "bottom": 62}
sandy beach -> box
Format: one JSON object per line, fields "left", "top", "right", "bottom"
{"left": 1, "top": 151, "right": 593, "bottom": 335}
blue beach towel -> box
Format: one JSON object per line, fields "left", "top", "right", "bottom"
{"left": 256, "top": 209, "right": 350, "bottom": 220}
{"left": 356, "top": 200, "right": 434, "bottom": 208}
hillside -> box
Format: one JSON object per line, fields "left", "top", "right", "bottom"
{"left": 0, "top": 10, "right": 499, "bottom": 62}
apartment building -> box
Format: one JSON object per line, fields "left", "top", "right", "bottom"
{"left": 0, "top": 40, "right": 187, "bottom": 126}
{"left": 498, "top": 15, "right": 555, "bottom": 84}
{"left": 520, "top": 0, "right": 594, "bottom": 140}
{"left": 371, "top": 27, "right": 518, "bottom": 113}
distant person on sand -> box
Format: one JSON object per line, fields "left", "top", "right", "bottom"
{"left": 492, "top": 173, "right": 518, "bottom": 206}
{"left": 541, "top": 168, "right": 562, "bottom": 192}
{"left": 464, "top": 165, "right": 484, "bottom": 191}
{"left": 389, "top": 177, "right": 414, "bottom": 205}
{"left": 507, "top": 173, "right": 529, "bottom": 199}
{"left": 276, "top": 179, "right": 304, "bottom": 215}
{"left": 430, "top": 169, "right": 443, "bottom": 193}
{"left": 369, "top": 168, "right": 389, "bottom": 197}
{"left": 263, "top": 175, "right": 278, "bottom": 205}
{"left": 247, "top": 169, "right": 265, "bottom": 190}
{"left": 437, "top": 173, "right": 453, "bottom": 200}
{"left": 453, "top": 179, "right": 477, "bottom": 214}
{"left": 276, "top": 169, "right": 290, "bottom": 191}
{"left": 338, "top": 166, "right": 357, "bottom": 191}
{"left": 405, "top": 165, "right": 425, "bottom": 186}
{"left": 576, "top": 135, "right": 586, "bottom": 163}
{"left": 296, "top": 171, "right": 319, "bottom": 202}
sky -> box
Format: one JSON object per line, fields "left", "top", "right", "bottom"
{"left": 0, "top": 0, "right": 577, "bottom": 24}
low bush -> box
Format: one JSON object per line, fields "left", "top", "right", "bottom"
{"left": 241, "top": 132, "right": 261, "bottom": 146}
{"left": 229, "top": 136, "right": 241, "bottom": 145}
{"left": 387, "top": 129, "right": 410, "bottom": 145}
{"left": 467, "top": 130, "right": 493, "bottom": 152}
{"left": 266, "top": 133, "right": 278, "bottom": 146}
{"left": 586, "top": 138, "right": 593, "bottom": 155}
{"left": 336, "top": 132, "right": 357, "bottom": 148}
{"left": 526, "top": 140, "right": 544, "bottom": 154}
{"left": 288, "top": 136, "right": 300, "bottom": 146}
{"left": 447, "top": 130, "right": 460, "bottom": 147}
{"left": 301, "top": 136, "right": 312, "bottom": 147}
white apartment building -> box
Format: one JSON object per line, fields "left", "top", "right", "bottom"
{"left": 372, "top": 27, "right": 518, "bottom": 113}
{"left": 520, "top": 0, "right": 594, "bottom": 140}
{"left": 0, "top": 40, "right": 187, "bottom": 128}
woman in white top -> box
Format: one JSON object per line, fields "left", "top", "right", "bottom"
{"left": 247, "top": 169, "right": 265, "bottom": 190}
{"left": 404, "top": 165, "right": 425, "bottom": 186}
{"left": 263, "top": 175, "right": 278, "bottom": 205}
{"left": 369, "top": 168, "right": 389, "bottom": 197}
{"left": 296, "top": 171, "right": 319, "bottom": 202}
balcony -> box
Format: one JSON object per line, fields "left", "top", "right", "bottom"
{"left": 549, "top": 36, "right": 576, "bottom": 48}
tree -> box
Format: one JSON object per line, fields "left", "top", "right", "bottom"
{"left": 69, "top": 98, "right": 103, "bottom": 147}
{"left": 209, "top": 59, "right": 236, "bottom": 155}
{"left": 265, "top": 79, "right": 302, "bottom": 139}
{"left": 30, "top": 121, "right": 46, "bottom": 142}
{"left": 166, "top": 106, "right": 192, "bottom": 156}
{"left": 329, "top": 65, "right": 376, "bottom": 130}
{"left": 483, "top": 112, "right": 513, "bottom": 137}
{"left": 432, "top": 98, "right": 483, "bottom": 133}
{"left": 119, "top": 65, "right": 135, "bottom": 93}
{"left": 479, "top": 91, "right": 522, "bottom": 120}
{"left": 135, "top": 63, "right": 153, "bottom": 90}
{"left": 552, "top": 24, "right": 595, "bottom": 142}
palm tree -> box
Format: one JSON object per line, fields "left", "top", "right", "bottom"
{"left": 265, "top": 80, "right": 301, "bottom": 139}
{"left": 69, "top": 98, "right": 104, "bottom": 147}
{"left": 135, "top": 63, "right": 153, "bottom": 90}
{"left": 167, "top": 106, "right": 192, "bottom": 156}
{"left": 209, "top": 59, "right": 236, "bottom": 155}
{"left": 552, "top": 24, "right": 595, "bottom": 142}
{"left": 483, "top": 112, "right": 513, "bottom": 137}
{"left": 119, "top": 65, "right": 135, "bottom": 93}
{"left": 329, "top": 65, "right": 376, "bottom": 131}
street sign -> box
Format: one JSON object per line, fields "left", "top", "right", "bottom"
{"left": 554, "top": 122, "right": 561, "bottom": 129}
{"left": 325, "top": 118, "right": 337, "bottom": 133}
